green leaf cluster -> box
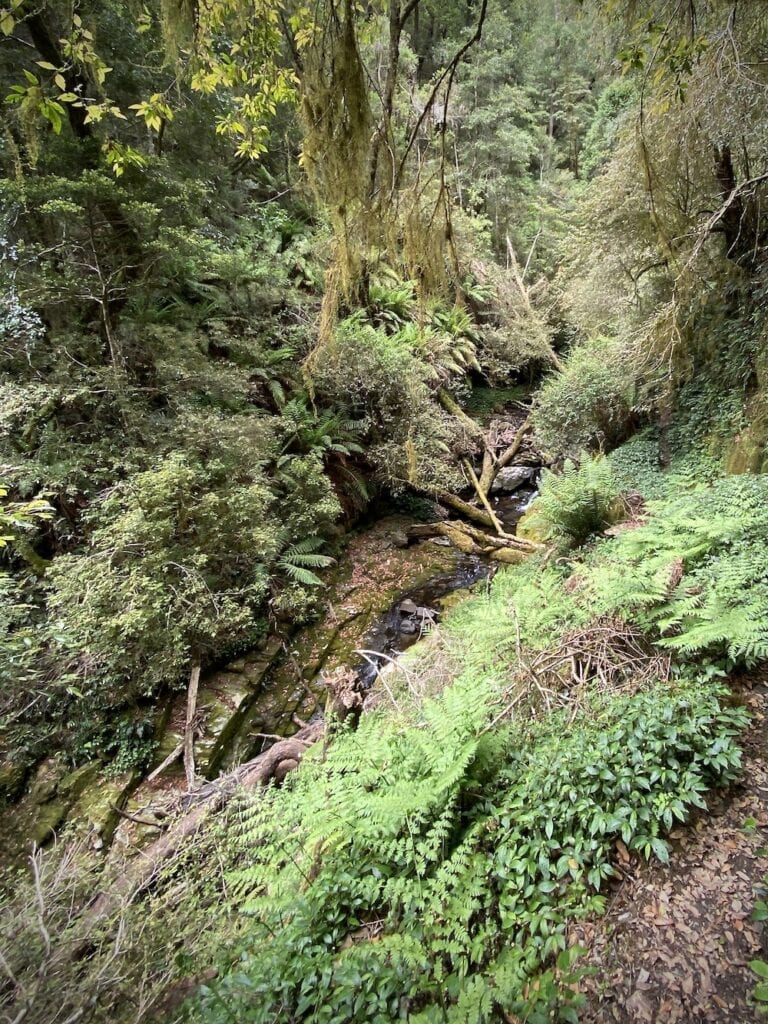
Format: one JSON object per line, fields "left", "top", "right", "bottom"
{"left": 524, "top": 453, "right": 622, "bottom": 548}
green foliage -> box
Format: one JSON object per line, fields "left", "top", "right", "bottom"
{"left": 526, "top": 454, "right": 621, "bottom": 548}
{"left": 0, "top": 486, "right": 52, "bottom": 549}
{"left": 197, "top": 674, "right": 746, "bottom": 1024}
{"left": 46, "top": 451, "right": 275, "bottom": 698}
{"left": 309, "top": 316, "right": 465, "bottom": 494}
{"left": 276, "top": 537, "right": 335, "bottom": 588}
{"left": 454, "top": 471, "right": 768, "bottom": 674}
{"left": 534, "top": 337, "right": 636, "bottom": 460}
{"left": 3, "top": 439, "right": 341, "bottom": 760}
{"left": 463, "top": 385, "right": 530, "bottom": 417}
{"left": 585, "top": 475, "right": 768, "bottom": 666}
{"left": 751, "top": 958, "right": 768, "bottom": 1013}
{"left": 608, "top": 433, "right": 668, "bottom": 498}
{"left": 581, "top": 79, "right": 637, "bottom": 178}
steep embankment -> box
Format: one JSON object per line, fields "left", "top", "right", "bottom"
{"left": 3, "top": 425, "right": 768, "bottom": 1023}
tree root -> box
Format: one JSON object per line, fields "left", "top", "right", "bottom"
{"left": 72, "top": 721, "right": 325, "bottom": 955}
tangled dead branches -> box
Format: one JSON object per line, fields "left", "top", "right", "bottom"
{"left": 487, "top": 615, "right": 672, "bottom": 731}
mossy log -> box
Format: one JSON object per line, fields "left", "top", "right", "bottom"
{"left": 407, "top": 520, "right": 541, "bottom": 554}
{"left": 437, "top": 388, "right": 484, "bottom": 437}
{"left": 434, "top": 489, "right": 498, "bottom": 528}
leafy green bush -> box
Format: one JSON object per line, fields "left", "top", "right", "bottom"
{"left": 37, "top": 439, "right": 340, "bottom": 751}
{"left": 608, "top": 432, "right": 668, "bottom": 499}
{"left": 533, "top": 337, "right": 635, "bottom": 460}
{"left": 47, "top": 451, "right": 276, "bottom": 699}
{"left": 525, "top": 454, "right": 622, "bottom": 548}
{"left": 309, "top": 317, "right": 465, "bottom": 494}
{"left": 581, "top": 78, "right": 637, "bottom": 178}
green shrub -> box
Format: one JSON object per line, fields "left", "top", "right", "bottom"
{"left": 533, "top": 337, "right": 635, "bottom": 460}
{"left": 47, "top": 451, "right": 276, "bottom": 700}
{"left": 525, "top": 454, "right": 622, "bottom": 548}
{"left": 38, "top": 438, "right": 340, "bottom": 753}
{"left": 608, "top": 432, "right": 668, "bottom": 498}
{"left": 309, "top": 317, "right": 466, "bottom": 494}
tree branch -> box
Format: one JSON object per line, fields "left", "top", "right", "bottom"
{"left": 395, "top": 0, "right": 489, "bottom": 189}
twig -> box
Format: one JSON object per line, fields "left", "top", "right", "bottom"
{"left": 146, "top": 743, "right": 183, "bottom": 783}
{"left": 183, "top": 662, "right": 201, "bottom": 793}
{"left": 110, "top": 804, "right": 165, "bottom": 830}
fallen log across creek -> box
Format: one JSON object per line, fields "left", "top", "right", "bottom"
{"left": 407, "top": 519, "right": 543, "bottom": 558}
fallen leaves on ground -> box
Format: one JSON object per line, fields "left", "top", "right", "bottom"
{"left": 570, "top": 679, "right": 768, "bottom": 1022}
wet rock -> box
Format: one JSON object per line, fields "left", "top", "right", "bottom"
{"left": 29, "top": 800, "right": 69, "bottom": 845}
{"left": 0, "top": 760, "right": 28, "bottom": 802}
{"left": 400, "top": 619, "right": 418, "bottom": 634}
{"left": 58, "top": 762, "right": 101, "bottom": 801}
{"left": 194, "top": 680, "right": 254, "bottom": 777}
{"left": 388, "top": 529, "right": 410, "bottom": 549}
{"left": 490, "top": 465, "right": 535, "bottom": 494}
{"left": 399, "top": 598, "right": 418, "bottom": 615}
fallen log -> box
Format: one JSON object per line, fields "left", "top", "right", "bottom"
{"left": 434, "top": 489, "right": 498, "bottom": 529}
{"left": 449, "top": 518, "right": 541, "bottom": 551}
{"left": 407, "top": 519, "right": 541, "bottom": 554}
{"left": 437, "top": 388, "right": 484, "bottom": 437}
{"left": 493, "top": 417, "right": 533, "bottom": 474}
{"left": 478, "top": 416, "right": 533, "bottom": 494}
{"left": 183, "top": 662, "right": 201, "bottom": 792}
{"left": 490, "top": 547, "right": 528, "bottom": 564}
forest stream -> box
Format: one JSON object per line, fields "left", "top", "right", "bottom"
{"left": 1, "top": 465, "right": 537, "bottom": 868}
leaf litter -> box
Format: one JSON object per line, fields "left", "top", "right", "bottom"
{"left": 570, "top": 674, "right": 768, "bottom": 1022}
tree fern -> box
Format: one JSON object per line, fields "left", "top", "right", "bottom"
{"left": 526, "top": 454, "right": 621, "bottom": 548}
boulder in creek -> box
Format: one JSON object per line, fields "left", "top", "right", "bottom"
{"left": 490, "top": 465, "right": 536, "bottom": 494}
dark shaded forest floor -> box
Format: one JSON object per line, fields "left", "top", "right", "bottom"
{"left": 571, "top": 676, "right": 768, "bottom": 1022}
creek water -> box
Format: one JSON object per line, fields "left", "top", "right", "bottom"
{"left": 353, "top": 554, "right": 491, "bottom": 687}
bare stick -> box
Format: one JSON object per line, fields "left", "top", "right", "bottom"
{"left": 146, "top": 743, "right": 183, "bottom": 783}
{"left": 110, "top": 804, "right": 165, "bottom": 830}
{"left": 183, "top": 662, "right": 201, "bottom": 793}
{"left": 494, "top": 417, "right": 533, "bottom": 473}
{"left": 463, "top": 459, "right": 504, "bottom": 535}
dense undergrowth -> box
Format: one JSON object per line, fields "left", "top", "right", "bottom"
{"left": 3, "top": 1, "right": 768, "bottom": 1021}
{"left": 191, "top": 453, "right": 768, "bottom": 1022}
{"left": 1, "top": 452, "right": 760, "bottom": 1024}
